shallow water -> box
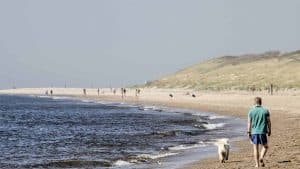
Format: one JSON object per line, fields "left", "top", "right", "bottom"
{"left": 0, "top": 95, "right": 245, "bottom": 169}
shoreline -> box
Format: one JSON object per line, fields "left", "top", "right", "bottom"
{"left": 0, "top": 93, "right": 245, "bottom": 169}
{"left": 0, "top": 88, "right": 299, "bottom": 168}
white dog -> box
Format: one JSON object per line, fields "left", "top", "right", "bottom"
{"left": 214, "top": 138, "right": 230, "bottom": 163}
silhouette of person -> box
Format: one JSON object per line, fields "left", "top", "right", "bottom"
{"left": 123, "top": 88, "right": 126, "bottom": 97}
{"left": 83, "top": 88, "right": 86, "bottom": 95}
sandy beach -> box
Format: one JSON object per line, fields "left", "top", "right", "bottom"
{"left": 0, "top": 88, "right": 299, "bottom": 168}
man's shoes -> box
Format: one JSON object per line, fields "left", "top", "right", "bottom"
{"left": 259, "top": 159, "right": 265, "bottom": 167}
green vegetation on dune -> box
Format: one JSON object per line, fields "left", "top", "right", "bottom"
{"left": 144, "top": 50, "right": 300, "bottom": 90}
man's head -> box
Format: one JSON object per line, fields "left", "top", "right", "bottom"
{"left": 254, "top": 97, "right": 262, "bottom": 106}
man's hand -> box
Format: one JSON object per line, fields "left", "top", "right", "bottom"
{"left": 247, "top": 132, "right": 252, "bottom": 144}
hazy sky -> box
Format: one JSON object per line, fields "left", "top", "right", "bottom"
{"left": 0, "top": 0, "right": 299, "bottom": 89}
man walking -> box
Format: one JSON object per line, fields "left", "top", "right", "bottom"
{"left": 248, "top": 97, "right": 271, "bottom": 167}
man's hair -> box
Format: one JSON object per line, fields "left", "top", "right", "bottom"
{"left": 255, "top": 97, "right": 262, "bottom": 105}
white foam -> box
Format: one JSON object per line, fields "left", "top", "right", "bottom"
{"left": 137, "top": 105, "right": 157, "bottom": 111}
{"left": 189, "top": 112, "right": 228, "bottom": 120}
{"left": 137, "top": 152, "right": 178, "bottom": 160}
{"left": 95, "top": 100, "right": 114, "bottom": 105}
{"left": 35, "top": 95, "right": 74, "bottom": 101}
{"left": 168, "top": 143, "right": 206, "bottom": 151}
{"left": 81, "top": 99, "right": 93, "bottom": 103}
{"left": 208, "top": 115, "right": 227, "bottom": 120}
{"left": 203, "top": 123, "right": 226, "bottom": 130}
{"left": 51, "top": 96, "right": 72, "bottom": 100}
{"left": 143, "top": 106, "right": 154, "bottom": 109}
{"left": 37, "top": 95, "right": 51, "bottom": 98}
{"left": 142, "top": 106, "right": 152, "bottom": 111}
{"left": 113, "top": 160, "right": 132, "bottom": 166}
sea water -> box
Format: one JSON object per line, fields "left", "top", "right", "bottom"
{"left": 0, "top": 95, "right": 245, "bottom": 169}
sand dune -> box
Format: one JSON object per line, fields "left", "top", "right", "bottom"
{"left": 144, "top": 50, "right": 300, "bottom": 90}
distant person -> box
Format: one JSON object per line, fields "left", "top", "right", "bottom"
{"left": 270, "top": 84, "right": 273, "bottom": 95}
{"left": 83, "top": 88, "right": 86, "bottom": 95}
{"left": 137, "top": 89, "right": 141, "bottom": 95}
{"left": 136, "top": 88, "right": 141, "bottom": 97}
{"left": 50, "top": 90, "right": 53, "bottom": 95}
{"left": 113, "top": 88, "right": 116, "bottom": 95}
{"left": 248, "top": 97, "right": 271, "bottom": 168}
{"left": 97, "top": 88, "right": 100, "bottom": 96}
{"left": 123, "top": 88, "right": 126, "bottom": 97}
{"left": 45, "top": 90, "right": 48, "bottom": 95}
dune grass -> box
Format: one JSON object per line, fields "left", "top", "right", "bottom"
{"left": 144, "top": 50, "right": 300, "bottom": 90}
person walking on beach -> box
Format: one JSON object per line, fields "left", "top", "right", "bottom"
{"left": 137, "top": 88, "right": 141, "bottom": 95}
{"left": 135, "top": 88, "right": 141, "bottom": 97}
{"left": 83, "top": 88, "right": 86, "bottom": 95}
{"left": 123, "top": 88, "right": 126, "bottom": 97}
{"left": 247, "top": 97, "right": 271, "bottom": 167}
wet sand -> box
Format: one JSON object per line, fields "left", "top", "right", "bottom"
{"left": 0, "top": 88, "right": 299, "bottom": 168}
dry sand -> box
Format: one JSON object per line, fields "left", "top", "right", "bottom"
{"left": 0, "top": 88, "right": 299, "bottom": 168}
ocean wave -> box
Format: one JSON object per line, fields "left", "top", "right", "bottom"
{"left": 51, "top": 96, "right": 73, "bottom": 100}
{"left": 168, "top": 143, "right": 206, "bottom": 151}
{"left": 111, "top": 152, "right": 178, "bottom": 166}
{"left": 150, "top": 130, "right": 178, "bottom": 137}
{"left": 203, "top": 123, "right": 226, "bottom": 130}
{"left": 189, "top": 112, "right": 228, "bottom": 120}
{"left": 137, "top": 152, "right": 178, "bottom": 160}
{"left": 208, "top": 115, "right": 227, "bottom": 120}
{"left": 36, "top": 95, "right": 52, "bottom": 98}
{"left": 29, "top": 160, "right": 112, "bottom": 168}
{"left": 139, "top": 106, "right": 154, "bottom": 111}
{"left": 143, "top": 106, "right": 163, "bottom": 111}
{"left": 95, "top": 100, "right": 114, "bottom": 105}
{"left": 113, "top": 160, "right": 132, "bottom": 166}
{"left": 81, "top": 99, "right": 94, "bottom": 103}
{"left": 106, "top": 102, "right": 139, "bottom": 109}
